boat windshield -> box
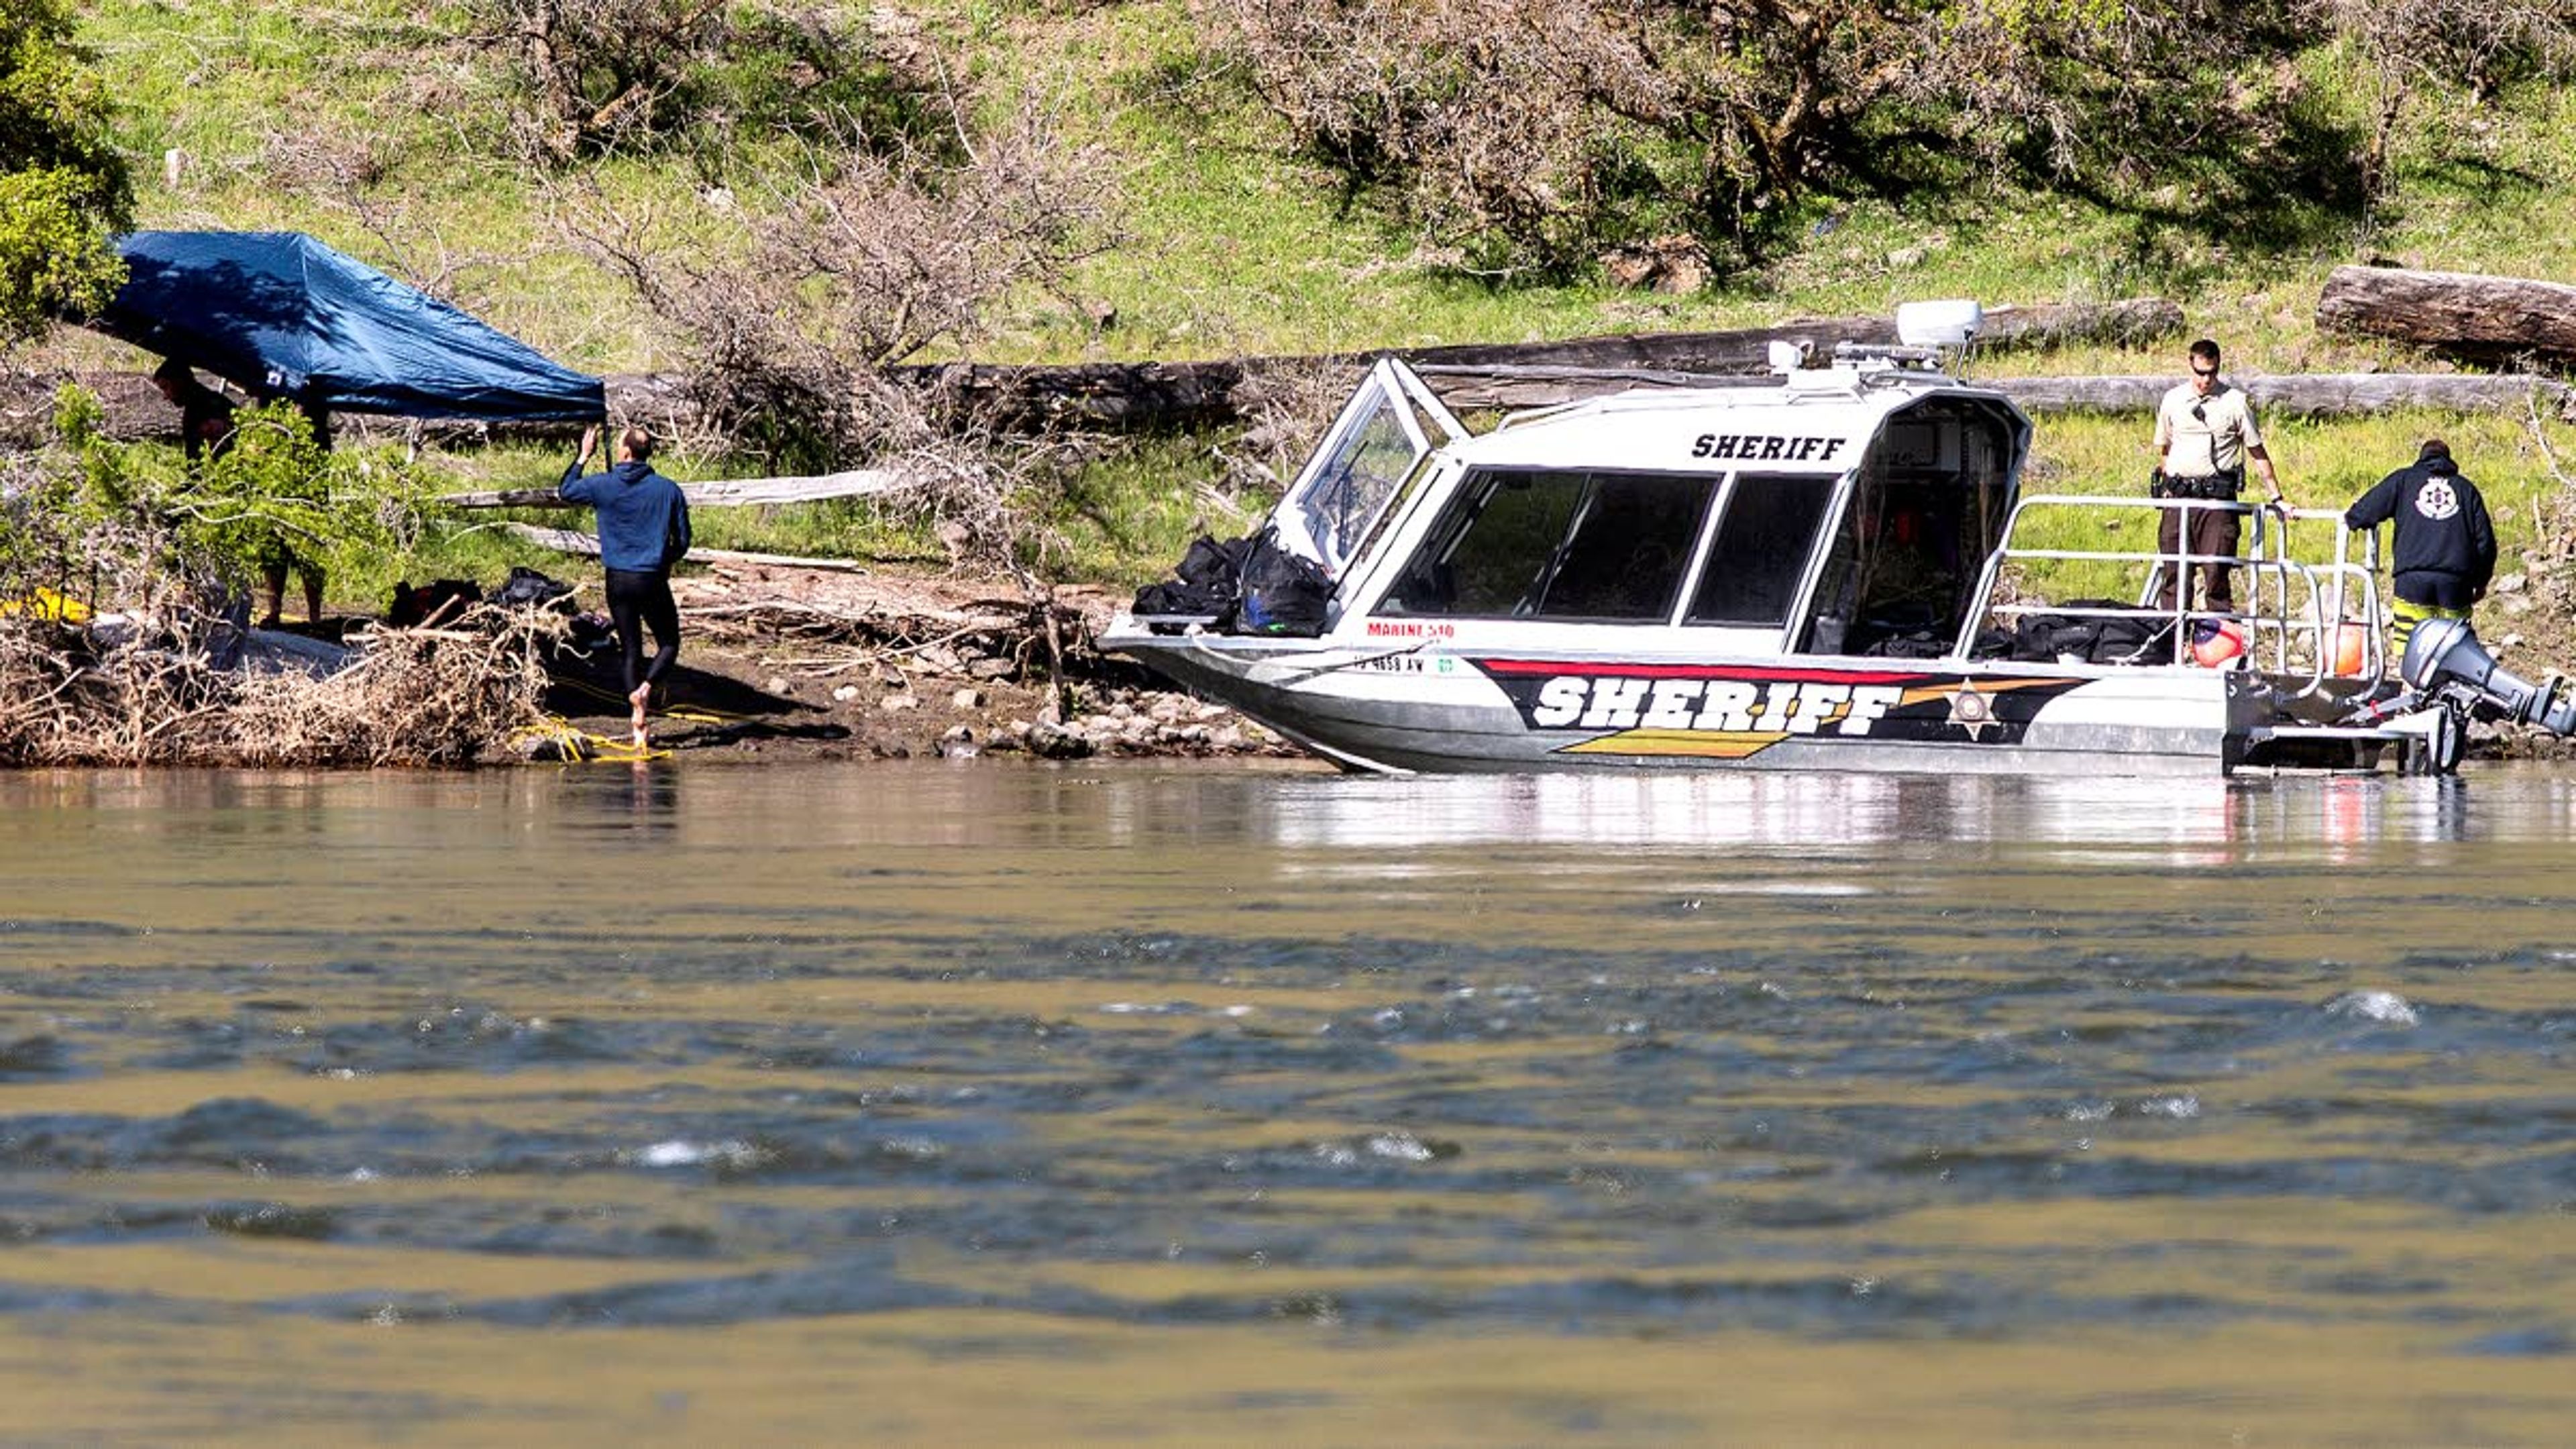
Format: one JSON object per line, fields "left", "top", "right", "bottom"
{"left": 1374, "top": 468, "right": 1723, "bottom": 622}
{"left": 1269, "top": 360, "right": 1465, "bottom": 576}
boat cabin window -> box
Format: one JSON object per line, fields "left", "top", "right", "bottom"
{"left": 1797, "top": 400, "right": 2020, "bottom": 657}
{"left": 1683, "top": 473, "right": 1838, "bottom": 627}
{"left": 1376, "top": 468, "right": 1718, "bottom": 622}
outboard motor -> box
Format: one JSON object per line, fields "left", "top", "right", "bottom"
{"left": 2402, "top": 616, "right": 2576, "bottom": 735}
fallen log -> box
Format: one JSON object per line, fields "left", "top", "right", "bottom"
{"left": 12, "top": 300, "right": 2175, "bottom": 445}
{"left": 917, "top": 299, "right": 2186, "bottom": 429}
{"left": 29, "top": 299, "right": 2569, "bottom": 456}
{"left": 1379, "top": 368, "right": 2576, "bottom": 419}
{"left": 1989, "top": 372, "right": 2576, "bottom": 419}
{"left": 1410, "top": 368, "right": 2575, "bottom": 418}
{"left": 2317, "top": 265, "right": 2576, "bottom": 366}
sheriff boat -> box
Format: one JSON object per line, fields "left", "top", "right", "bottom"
{"left": 1103, "top": 303, "right": 2573, "bottom": 776}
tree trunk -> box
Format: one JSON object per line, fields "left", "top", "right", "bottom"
{"left": 2316, "top": 265, "right": 2576, "bottom": 365}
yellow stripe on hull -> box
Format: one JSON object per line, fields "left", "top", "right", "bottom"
{"left": 1560, "top": 730, "right": 1788, "bottom": 759}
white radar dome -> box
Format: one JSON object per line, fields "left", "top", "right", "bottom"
{"left": 1895, "top": 299, "right": 1984, "bottom": 347}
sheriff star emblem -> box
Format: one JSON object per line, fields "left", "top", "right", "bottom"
{"left": 1945, "top": 682, "right": 2000, "bottom": 741}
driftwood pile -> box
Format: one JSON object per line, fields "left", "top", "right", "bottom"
{"left": 681, "top": 590, "right": 1061, "bottom": 685}
{"left": 0, "top": 602, "right": 557, "bottom": 767}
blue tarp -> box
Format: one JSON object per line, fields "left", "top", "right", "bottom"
{"left": 93, "top": 231, "right": 604, "bottom": 423}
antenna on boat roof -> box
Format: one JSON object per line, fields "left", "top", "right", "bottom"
{"left": 1832, "top": 299, "right": 1985, "bottom": 379}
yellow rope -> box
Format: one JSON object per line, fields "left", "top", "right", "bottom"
{"left": 509, "top": 714, "right": 673, "bottom": 763}
{"left": 535, "top": 661, "right": 780, "bottom": 759}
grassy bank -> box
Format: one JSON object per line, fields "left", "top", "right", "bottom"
{"left": 38, "top": 2, "right": 2576, "bottom": 616}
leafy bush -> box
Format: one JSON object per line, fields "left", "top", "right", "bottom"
{"left": 453, "top": 0, "right": 938, "bottom": 168}
{"left": 25, "top": 392, "right": 436, "bottom": 616}
{"left": 0, "top": 0, "right": 131, "bottom": 339}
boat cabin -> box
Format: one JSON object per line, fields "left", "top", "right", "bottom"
{"left": 1271, "top": 337, "right": 2029, "bottom": 665}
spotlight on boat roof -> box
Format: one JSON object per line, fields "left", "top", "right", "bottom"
{"left": 1895, "top": 299, "right": 1984, "bottom": 347}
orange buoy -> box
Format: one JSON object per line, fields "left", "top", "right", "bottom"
{"left": 2190, "top": 621, "right": 2247, "bottom": 667}
{"left": 2330, "top": 622, "right": 2368, "bottom": 676}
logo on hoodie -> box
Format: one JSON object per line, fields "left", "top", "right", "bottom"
{"left": 2414, "top": 478, "right": 2461, "bottom": 521}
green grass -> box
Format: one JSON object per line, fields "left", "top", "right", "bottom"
{"left": 73, "top": 2, "right": 2576, "bottom": 373}
{"left": 1050, "top": 431, "right": 1265, "bottom": 585}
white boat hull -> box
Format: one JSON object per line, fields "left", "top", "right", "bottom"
{"left": 1106, "top": 627, "right": 2287, "bottom": 777}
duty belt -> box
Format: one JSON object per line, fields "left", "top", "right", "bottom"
{"left": 2154, "top": 470, "right": 2241, "bottom": 501}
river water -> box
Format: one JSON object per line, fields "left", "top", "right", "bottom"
{"left": 0, "top": 761, "right": 2569, "bottom": 1444}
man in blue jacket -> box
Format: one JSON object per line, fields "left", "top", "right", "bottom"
{"left": 561, "top": 424, "right": 692, "bottom": 747}
{"left": 2343, "top": 438, "right": 2496, "bottom": 656}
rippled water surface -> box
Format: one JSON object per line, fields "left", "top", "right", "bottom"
{"left": 1, "top": 762, "right": 2571, "bottom": 1444}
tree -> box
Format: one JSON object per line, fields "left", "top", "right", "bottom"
{"left": 2322, "top": 0, "right": 2576, "bottom": 197}
{"left": 1201, "top": 0, "right": 2357, "bottom": 278}
{"left": 452, "top": 0, "right": 936, "bottom": 168}
{"left": 0, "top": 0, "right": 131, "bottom": 342}
{"left": 563, "top": 95, "right": 1116, "bottom": 566}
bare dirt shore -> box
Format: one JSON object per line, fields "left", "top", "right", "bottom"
{"left": 531, "top": 560, "right": 1293, "bottom": 764}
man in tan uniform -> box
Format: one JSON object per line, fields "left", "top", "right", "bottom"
{"left": 2151, "top": 337, "right": 2288, "bottom": 614}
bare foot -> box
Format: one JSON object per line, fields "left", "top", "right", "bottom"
{"left": 629, "top": 684, "right": 651, "bottom": 749}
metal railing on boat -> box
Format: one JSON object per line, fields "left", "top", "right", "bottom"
{"left": 1962, "top": 494, "right": 2390, "bottom": 694}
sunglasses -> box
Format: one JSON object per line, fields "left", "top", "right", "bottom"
{"left": 2191, "top": 365, "right": 2218, "bottom": 378}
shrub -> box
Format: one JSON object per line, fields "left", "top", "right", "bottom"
{"left": 0, "top": 0, "right": 131, "bottom": 340}
{"left": 563, "top": 91, "right": 1117, "bottom": 570}
{"left": 1196, "top": 0, "right": 2433, "bottom": 280}
{"left": 453, "top": 0, "right": 937, "bottom": 168}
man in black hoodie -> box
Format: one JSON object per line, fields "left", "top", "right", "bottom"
{"left": 2343, "top": 438, "right": 2497, "bottom": 654}
{"left": 561, "top": 424, "right": 692, "bottom": 747}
